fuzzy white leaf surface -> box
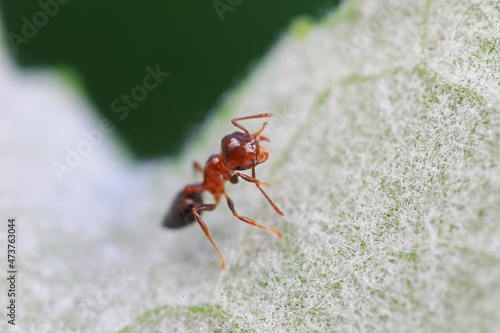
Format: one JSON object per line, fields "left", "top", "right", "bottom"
{"left": 1, "top": 0, "right": 499, "bottom": 332}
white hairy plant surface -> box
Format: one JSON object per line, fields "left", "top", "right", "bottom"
{"left": 1, "top": 0, "right": 499, "bottom": 332}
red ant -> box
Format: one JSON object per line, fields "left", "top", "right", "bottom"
{"left": 163, "top": 113, "right": 284, "bottom": 268}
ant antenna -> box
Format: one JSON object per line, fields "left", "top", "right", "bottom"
{"left": 231, "top": 113, "right": 273, "bottom": 138}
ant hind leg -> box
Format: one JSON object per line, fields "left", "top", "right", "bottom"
{"left": 193, "top": 203, "right": 226, "bottom": 269}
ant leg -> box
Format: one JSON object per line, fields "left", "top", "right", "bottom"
{"left": 192, "top": 203, "right": 226, "bottom": 269}
{"left": 231, "top": 172, "right": 284, "bottom": 217}
{"left": 231, "top": 113, "right": 273, "bottom": 137}
{"left": 224, "top": 193, "right": 282, "bottom": 237}
{"left": 193, "top": 161, "right": 204, "bottom": 177}
{"left": 251, "top": 162, "right": 267, "bottom": 185}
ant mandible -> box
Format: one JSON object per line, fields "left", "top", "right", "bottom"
{"left": 163, "top": 113, "right": 284, "bottom": 268}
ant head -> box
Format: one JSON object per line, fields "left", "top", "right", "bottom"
{"left": 221, "top": 132, "right": 268, "bottom": 171}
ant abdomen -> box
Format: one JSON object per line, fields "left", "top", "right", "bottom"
{"left": 163, "top": 189, "right": 203, "bottom": 229}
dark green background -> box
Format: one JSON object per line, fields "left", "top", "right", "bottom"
{"left": 1, "top": 0, "right": 339, "bottom": 158}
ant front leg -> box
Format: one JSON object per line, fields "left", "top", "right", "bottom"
{"left": 224, "top": 193, "right": 282, "bottom": 237}
{"left": 230, "top": 172, "right": 284, "bottom": 217}
{"left": 192, "top": 203, "right": 226, "bottom": 269}
{"left": 193, "top": 161, "right": 204, "bottom": 176}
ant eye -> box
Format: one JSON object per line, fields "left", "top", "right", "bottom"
{"left": 236, "top": 166, "right": 245, "bottom": 171}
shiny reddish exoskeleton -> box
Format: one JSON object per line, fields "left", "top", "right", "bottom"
{"left": 163, "top": 113, "right": 284, "bottom": 268}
